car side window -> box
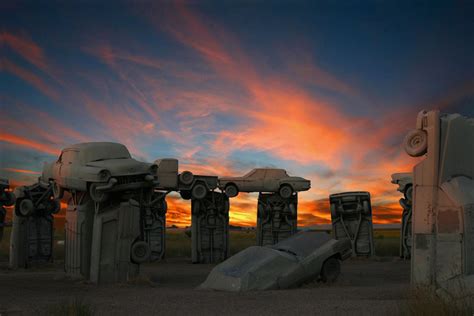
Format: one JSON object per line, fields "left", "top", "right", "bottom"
{"left": 253, "top": 170, "right": 265, "bottom": 179}
{"left": 62, "top": 150, "right": 78, "bottom": 164}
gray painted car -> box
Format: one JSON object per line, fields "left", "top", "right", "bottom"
{"left": 42, "top": 142, "right": 158, "bottom": 202}
{"left": 218, "top": 168, "right": 311, "bottom": 198}
{"left": 200, "top": 231, "right": 352, "bottom": 291}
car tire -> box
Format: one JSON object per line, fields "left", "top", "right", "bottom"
{"left": 3, "top": 191, "right": 16, "bottom": 207}
{"left": 179, "top": 171, "right": 194, "bottom": 185}
{"left": 131, "top": 241, "right": 151, "bottom": 264}
{"left": 191, "top": 182, "right": 207, "bottom": 200}
{"left": 279, "top": 184, "right": 293, "bottom": 199}
{"left": 404, "top": 129, "right": 428, "bottom": 157}
{"left": 89, "top": 183, "right": 109, "bottom": 203}
{"left": 320, "top": 257, "right": 341, "bottom": 283}
{"left": 52, "top": 181, "right": 64, "bottom": 200}
{"left": 180, "top": 190, "right": 192, "bottom": 200}
{"left": 224, "top": 184, "right": 239, "bottom": 198}
{"left": 47, "top": 199, "right": 61, "bottom": 214}
{"left": 19, "top": 199, "right": 34, "bottom": 217}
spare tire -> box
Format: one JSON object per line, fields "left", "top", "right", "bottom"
{"left": 19, "top": 199, "right": 34, "bottom": 217}
{"left": 179, "top": 171, "right": 194, "bottom": 185}
{"left": 191, "top": 182, "right": 207, "bottom": 200}
{"left": 404, "top": 129, "right": 428, "bottom": 157}
{"left": 131, "top": 241, "right": 151, "bottom": 264}
{"left": 279, "top": 184, "right": 293, "bottom": 199}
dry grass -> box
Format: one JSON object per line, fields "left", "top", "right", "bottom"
{"left": 400, "top": 286, "right": 474, "bottom": 316}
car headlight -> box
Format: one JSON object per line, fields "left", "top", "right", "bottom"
{"left": 99, "top": 170, "right": 111, "bottom": 181}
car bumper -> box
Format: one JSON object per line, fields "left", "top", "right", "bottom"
{"left": 96, "top": 176, "right": 159, "bottom": 192}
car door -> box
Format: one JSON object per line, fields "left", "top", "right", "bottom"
{"left": 246, "top": 169, "right": 266, "bottom": 192}
{"left": 264, "top": 170, "right": 279, "bottom": 191}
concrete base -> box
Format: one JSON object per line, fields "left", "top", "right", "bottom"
{"left": 191, "top": 191, "right": 229, "bottom": 263}
{"left": 257, "top": 193, "right": 297, "bottom": 246}
{"left": 141, "top": 192, "right": 167, "bottom": 261}
{"left": 9, "top": 212, "right": 54, "bottom": 268}
{"left": 90, "top": 199, "right": 141, "bottom": 284}
{"left": 65, "top": 195, "right": 94, "bottom": 279}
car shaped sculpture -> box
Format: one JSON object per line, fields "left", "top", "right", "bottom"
{"left": 41, "top": 142, "right": 158, "bottom": 203}
{"left": 153, "top": 158, "right": 218, "bottom": 200}
{"left": 200, "top": 231, "right": 352, "bottom": 291}
{"left": 218, "top": 168, "right": 310, "bottom": 198}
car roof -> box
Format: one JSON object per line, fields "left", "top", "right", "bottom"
{"left": 252, "top": 168, "right": 287, "bottom": 172}
{"left": 63, "top": 142, "right": 127, "bottom": 151}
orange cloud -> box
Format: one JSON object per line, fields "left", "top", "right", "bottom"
{"left": 3, "top": 168, "right": 40, "bottom": 175}
{"left": 0, "top": 132, "right": 59, "bottom": 155}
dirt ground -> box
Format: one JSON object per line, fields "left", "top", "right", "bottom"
{"left": 0, "top": 257, "right": 410, "bottom": 315}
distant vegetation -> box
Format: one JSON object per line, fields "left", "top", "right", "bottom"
{"left": 0, "top": 227, "right": 401, "bottom": 262}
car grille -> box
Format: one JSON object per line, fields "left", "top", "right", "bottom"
{"left": 116, "top": 174, "right": 146, "bottom": 185}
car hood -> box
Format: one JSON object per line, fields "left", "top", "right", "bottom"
{"left": 86, "top": 159, "right": 152, "bottom": 175}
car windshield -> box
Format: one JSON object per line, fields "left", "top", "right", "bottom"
{"left": 243, "top": 169, "right": 257, "bottom": 177}
{"left": 82, "top": 144, "right": 131, "bottom": 163}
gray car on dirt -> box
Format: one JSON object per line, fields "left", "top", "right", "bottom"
{"left": 200, "top": 231, "right": 352, "bottom": 291}
{"left": 218, "top": 168, "right": 311, "bottom": 198}
{"left": 42, "top": 142, "right": 158, "bottom": 202}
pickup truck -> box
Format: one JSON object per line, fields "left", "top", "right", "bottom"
{"left": 154, "top": 159, "right": 218, "bottom": 200}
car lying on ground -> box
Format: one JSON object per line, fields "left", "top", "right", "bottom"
{"left": 200, "top": 231, "right": 352, "bottom": 291}
{"left": 153, "top": 158, "right": 218, "bottom": 200}
{"left": 218, "top": 168, "right": 311, "bottom": 198}
{"left": 42, "top": 142, "right": 158, "bottom": 202}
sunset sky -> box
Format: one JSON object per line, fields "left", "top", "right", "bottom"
{"left": 1, "top": 1, "right": 473, "bottom": 227}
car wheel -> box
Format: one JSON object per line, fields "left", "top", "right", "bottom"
{"left": 191, "top": 182, "right": 207, "bottom": 200}
{"left": 404, "top": 129, "right": 428, "bottom": 157}
{"left": 224, "top": 184, "right": 239, "bottom": 198}
{"left": 131, "top": 241, "right": 151, "bottom": 264}
{"left": 46, "top": 199, "right": 61, "bottom": 214}
{"left": 3, "top": 191, "right": 16, "bottom": 207}
{"left": 52, "top": 181, "right": 64, "bottom": 200}
{"left": 89, "top": 183, "right": 109, "bottom": 203}
{"left": 320, "top": 257, "right": 341, "bottom": 283}
{"left": 19, "top": 199, "right": 35, "bottom": 217}
{"left": 279, "top": 184, "right": 293, "bottom": 199}
{"left": 179, "top": 171, "right": 194, "bottom": 185}
{"left": 180, "top": 190, "right": 192, "bottom": 200}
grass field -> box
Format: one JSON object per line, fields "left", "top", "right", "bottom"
{"left": 0, "top": 226, "right": 401, "bottom": 262}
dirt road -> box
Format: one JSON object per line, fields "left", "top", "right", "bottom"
{"left": 0, "top": 258, "right": 410, "bottom": 315}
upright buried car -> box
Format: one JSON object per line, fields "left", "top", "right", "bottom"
{"left": 218, "top": 168, "right": 310, "bottom": 198}
{"left": 42, "top": 142, "right": 158, "bottom": 202}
